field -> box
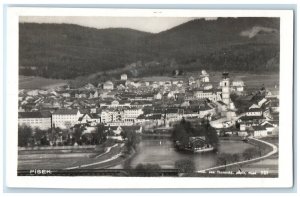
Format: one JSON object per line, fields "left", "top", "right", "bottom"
{"left": 19, "top": 75, "right": 68, "bottom": 90}
{"left": 187, "top": 71, "right": 280, "bottom": 90}
{"left": 19, "top": 71, "right": 279, "bottom": 91}
{"left": 18, "top": 144, "right": 125, "bottom": 170}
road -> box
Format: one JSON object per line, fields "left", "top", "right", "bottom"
{"left": 197, "top": 137, "right": 278, "bottom": 173}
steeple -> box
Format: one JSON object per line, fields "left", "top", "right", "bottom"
{"left": 222, "top": 72, "right": 229, "bottom": 79}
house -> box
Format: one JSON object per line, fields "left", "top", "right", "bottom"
{"left": 203, "top": 83, "right": 213, "bottom": 90}
{"left": 193, "top": 89, "right": 221, "bottom": 102}
{"left": 251, "top": 126, "right": 268, "bottom": 138}
{"left": 18, "top": 111, "right": 52, "bottom": 130}
{"left": 258, "top": 98, "right": 268, "bottom": 107}
{"left": 237, "top": 130, "right": 248, "bottom": 137}
{"left": 100, "top": 105, "right": 143, "bottom": 126}
{"left": 260, "top": 121, "right": 277, "bottom": 135}
{"left": 52, "top": 109, "right": 84, "bottom": 129}
{"left": 27, "top": 90, "right": 39, "bottom": 96}
{"left": 201, "top": 76, "right": 210, "bottom": 83}
{"left": 121, "top": 73, "right": 128, "bottom": 81}
{"left": 93, "top": 90, "right": 99, "bottom": 98}
{"left": 167, "top": 91, "right": 175, "bottom": 99}
{"left": 151, "top": 82, "right": 159, "bottom": 89}
{"left": 38, "top": 90, "right": 48, "bottom": 95}
{"left": 246, "top": 108, "right": 263, "bottom": 116}
{"left": 103, "top": 81, "right": 114, "bottom": 90}
{"left": 124, "top": 107, "right": 144, "bottom": 123}
{"left": 78, "top": 93, "right": 87, "bottom": 98}
{"left": 136, "top": 114, "right": 164, "bottom": 129}
{"left": 231, "top": 81, "right": 245, "bottom": 91}
{"left": 62, "top": 93, "right": 71, "bottom": 98}
{"left": 232, "top": 80, "right": 245, "bottom": 87}
{"left": 188, "top": 76, "right": 195, "bottom": 86}
{"left": 101, "top": 91, "right": 117, "bottom": 99}
{"left": 165, "top": 108, "right": 180, "bottom": 122}
{"left": 117, "top": 84, "right": 126, "bottom": 90}
{"left": 199, "top": 70, "right": 210, "bottom": 83}
{"left": 154, "top": 92, "right": 162, "bottom": 100}
{"left": 177, "top": 81, "right": 184, "bottom": 88}
{"left": 78, "top": 113, "right": 101, "bottom": 125}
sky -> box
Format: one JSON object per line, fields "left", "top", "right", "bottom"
{"left": 19, "top": 16, "right": 217, "bottom": 33}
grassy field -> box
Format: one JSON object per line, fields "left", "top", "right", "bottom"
{"left": 18, "top": 143, "right": 125, "bottom": 170}
{"left": 19, "top": 75, "right": 68, "bottom": 90}
{"left": 19, "top": 71, "right": 279, "bottom": 91}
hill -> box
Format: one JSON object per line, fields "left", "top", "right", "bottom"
{"left": 19, "top": 17, "right": 279, "bottom": 79}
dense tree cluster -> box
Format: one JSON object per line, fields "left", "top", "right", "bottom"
{"left": 18, "top": 123, "right": 108, "bottom": 147}
{"left": 172, "top": 118, "right": 219, "bottom": 149}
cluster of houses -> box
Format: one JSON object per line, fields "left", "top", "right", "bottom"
{"left": 18, "top": 70, "right": 279, "bottom": 140}
{"left": 219, "top": 95, "right": 280, "bottom": 138}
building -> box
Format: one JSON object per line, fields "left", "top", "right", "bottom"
{"left": 220, "top": 72, "right": 231, "bottom": 105}
{"left": 121, "top": 74, "right": 128, "bottom": 81}
{"left": 193, "top": 89, "right": 221, "bottom": 101}
{"left": 188, "top": 76, "right": 195, "bottom": 86}
{"left": 52, "top": 109, "right": 84, "bottom": 129}
{"left": 18, "top": 111, "right": 52, "bottom": 130}
{"left": 154, "top": 92, "right": 162, "bottom": 100}
{"left": 231, "top": 80, "right": 245, "bottom": 92}
{"left": 78, "top": 113, "right": 101, "bottom": 125}
{"left": 200, "top": 70, "right": 209, "bottom": 80}
{"left": 100, "top": 109, "right": 125, "bottom": 125}
{"left": 246, "top": 108, "right": 263, "bottom": 116}
{"left": 100, "top": 100, "right": 131, "bottom": 108}
{"left": 251, "top": 126, "right": 268, "bottom": 138}
{"left": 124, "top": 107, "right": 144, "bottom": 123}
{"left": 103, "top": 81, "right": 114, "bottom": 90}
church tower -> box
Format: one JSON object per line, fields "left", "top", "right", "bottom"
{"left": 221, "top": 72, "right": 230, "bottom": 105}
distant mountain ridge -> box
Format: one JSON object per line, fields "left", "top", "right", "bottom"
{"left": 19, "top": 17, "right": 279, "bottom": 79}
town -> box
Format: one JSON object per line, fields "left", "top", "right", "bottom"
{"left": 18, "top": 70, "right": 280, "bottom": 173}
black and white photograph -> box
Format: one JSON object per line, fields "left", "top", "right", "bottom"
{"left": 4, "top": 7, "right": 294, "bottom": 189}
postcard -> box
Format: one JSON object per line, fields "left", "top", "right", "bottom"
{"left": 4, "top": 7, "right": 294, "bottom": 188}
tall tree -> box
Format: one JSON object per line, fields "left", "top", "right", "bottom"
{"left": 18, "top": 125, "right": 33, "bottom": 147}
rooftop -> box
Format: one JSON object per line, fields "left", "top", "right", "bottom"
{"left": 19, "top": 111, "right": 51, "bottom": 118}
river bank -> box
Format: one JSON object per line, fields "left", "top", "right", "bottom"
{"left": 194, "top": 137, "right": 278, "bottom": 175}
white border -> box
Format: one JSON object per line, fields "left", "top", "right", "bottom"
{"left": 5, "top": 7, "right": 294, "bottom": 189}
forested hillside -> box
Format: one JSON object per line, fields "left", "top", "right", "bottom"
{"left": 19, "top": 17, "right": 279, "bottom": 79}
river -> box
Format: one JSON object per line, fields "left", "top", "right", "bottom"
{"left": 130, "top": 138, "right": 255, "bottom": 171}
